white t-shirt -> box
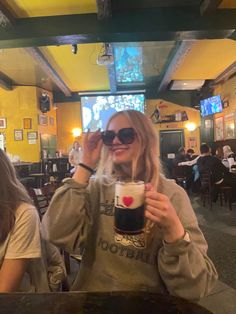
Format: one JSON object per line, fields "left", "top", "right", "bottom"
{"left": 69, "top": 148, "right": 82, "bottom": 166}
{"left": 0, "top": 203, "right": 50, "bottom": 292}
{"left": 5, "top": 203, "right": 41, "bottom": 260}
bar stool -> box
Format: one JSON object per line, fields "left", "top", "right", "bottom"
{"left": 219, "top": 186, "right": 232, "bottom": 210}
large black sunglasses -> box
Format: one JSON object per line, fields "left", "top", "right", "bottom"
{"left": 101, "top": 128, "right": 136, "bottom": 146}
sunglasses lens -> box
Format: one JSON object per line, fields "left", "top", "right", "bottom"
{"left": 102, "top": 128, "right": 136, "bottom": 146}
{"left": 118, "top": 128, "right": 135, "bottom": 144}
{"left": 102, "top": 131, "right": 115, "bottom": 145}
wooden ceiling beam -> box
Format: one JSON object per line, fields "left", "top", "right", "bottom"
{"left": 0, "top": 2, "right": 71, "bottom": 96}
{"left": 214, "top": 61, "right": 236, "bottom": 84}
{"left": 25, "top": 48, "right": 71, "bottom": 96}
{"left": 0, "top": 72, "right": 13, "bottom": 90}
{"left": 0, "top": 8, "right": 235, "bottom": 49}
{"left": 200, "top": 0, "right": 223, "bottom": 15}
{"left": 96, "top": 0, "right": 112, "bottom": 20}
{"left": 158, "top": 41, "right": 195, "bottom": 92}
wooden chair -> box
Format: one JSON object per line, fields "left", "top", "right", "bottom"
{"left": 219, "top": 186, "right": 232, "bottom": 210}
{"left": 27, "top": 187, "right": 49, "bottom": 220}
{"left": 199, "top": 171, "right": 213, "bottom": 209}
{"left": 172, "top": 165, "right": 188, "bottom": 190}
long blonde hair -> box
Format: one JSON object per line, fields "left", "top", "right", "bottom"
{"left": 96, "top": 110, "right": 161, "bottom": 189}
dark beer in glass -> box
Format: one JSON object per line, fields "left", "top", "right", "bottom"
{"left": 114, "top": 181, "right": 145, "bottom": 234}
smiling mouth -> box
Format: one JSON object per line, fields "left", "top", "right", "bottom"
{"left": 110, "top": 146, "right": 128, "bottom": 153}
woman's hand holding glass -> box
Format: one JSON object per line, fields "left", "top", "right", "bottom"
{"left": 145, "top": 184, "right": 185, "bottom": 243}
{"left": 81, "top": 130, "right": 103, "bottom": 169}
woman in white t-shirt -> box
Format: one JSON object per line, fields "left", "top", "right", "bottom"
{"left": 0, "top": 149, "right": 65, "bottom": 292}
{"left": 69, "top": 140, "right": 83, "bottom": 173}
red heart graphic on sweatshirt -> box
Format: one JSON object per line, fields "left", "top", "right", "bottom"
{"left": 122, "top": 196, "right": 133, "bottom": 207}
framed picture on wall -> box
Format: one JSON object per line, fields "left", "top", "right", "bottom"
{"left": 224, "top": 113, "right": 236, "bottom": 140}
{"left": 214, "top": 116, "right": 224, "bottom": 141}
{"left": 14, "top": 129, "right": 23, "bottom": 141}
{"left": 0, "top": 118, "right": 7, "bottom": 129}
{"left": 23, "top": 118, "right": 32, "bottom": 129}
{"left": 38, "top": 114, "right": 48, "bottom": 126}
{"left": 27, "top": 131, "right": 38, "bottom": 140}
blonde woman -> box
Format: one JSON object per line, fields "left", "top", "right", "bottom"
{"left": 222, "top": 145, "right": 236, "bottom": 171}
{"left": 43, "top": 110, "right": 217, "bottom": 301}
{"left": 0, "top": 149, "right": 65, "bottom": 292}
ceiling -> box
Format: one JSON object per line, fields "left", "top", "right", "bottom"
{"left": 0, "top": 0, "right": 235, "bottom": 105}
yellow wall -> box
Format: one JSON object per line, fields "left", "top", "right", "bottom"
{"left": 0, "top": 86, "right": 57, "bottom": 162}
{"left": 146, "top": 99, "right": 201, "bottom": 155}
{"left": 56, "top": 102, "right": 82, "bottom": 155}
{"left": 0, "top": 86, "right": 40, "bottom": 162}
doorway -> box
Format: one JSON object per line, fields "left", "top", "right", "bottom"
{"left": 160, "top": 129, "right": 185, "bottom": 178}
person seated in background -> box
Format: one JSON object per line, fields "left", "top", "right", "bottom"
{"left": 178, "top": 149, "right": 200, "bottom": 192}
{"left": 0, "top": 149, "right": 65, "bottom": 292}
{"left": 69, "top": 140, "right": 83, "bottom": 174}
{"left": 173, "top": 147, "right": 186, "bottom": 166}
{"left": 212, "top": 147, "right": 222, "bottom": 160}
{"left": 185, "top": 148, "right": 197, "bottom": 161}
{"left": 222, "top": 145, "right": 236, "bottom": 172}
{"left": 197, "top": 143, "right": 236, "bottom": 202}
{"left": 172, "top": 147, "right": 191, "bottom": 190}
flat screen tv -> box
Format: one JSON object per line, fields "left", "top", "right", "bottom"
{"left": 200, "top": 95, "right": 223, "bottom": 117}
{"left": 81, "top": 94, "right": 145, "bottom": 132}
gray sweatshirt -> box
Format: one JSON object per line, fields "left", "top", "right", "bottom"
{"left": 42, "top": 175, "right": 217, "bottom": 301}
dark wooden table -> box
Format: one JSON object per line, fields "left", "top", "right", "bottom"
{"left": 0, "top": 291, "right": 212, "bottom": 314}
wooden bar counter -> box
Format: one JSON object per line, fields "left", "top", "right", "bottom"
{"left": 0, "top": 291, "right": 212, "bottom": 314}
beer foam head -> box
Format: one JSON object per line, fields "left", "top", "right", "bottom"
{"left": 115, "top": 181, "right": 144, "bottom": 209}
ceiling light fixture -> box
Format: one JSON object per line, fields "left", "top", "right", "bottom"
{"left": 170, "top": 80, "right": 205, "bottom": 90}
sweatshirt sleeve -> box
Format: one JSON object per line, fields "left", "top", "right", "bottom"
{"left": 158, "top": 186, "right": 218, "bottom": 301}
{"left": 178, "top": 156, "right": 199, "bottom": 166}
{"left": 42, "top": 178, "right": 97, "bottom": 253}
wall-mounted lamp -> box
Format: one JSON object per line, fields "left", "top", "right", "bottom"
{"left": 72, "top": 128, "right": 82, "bottom": 137}
{"left": 185, "top": 122, "right": 197, "bottom": 132}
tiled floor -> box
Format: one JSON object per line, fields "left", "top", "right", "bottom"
{"left": 191, "top": 194, "right": 236, "bottom": 313}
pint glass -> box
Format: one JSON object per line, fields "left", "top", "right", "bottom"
{"left": 114, "top": 180, "right": 145, "bottom": 234}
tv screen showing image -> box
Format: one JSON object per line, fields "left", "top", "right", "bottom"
{"left": 114, "top": 46, "right": 144, "bottom": 84}
{"left": 200, "top": 95, "right": 223, "bottom": 117}
{"left": 81, "top": 94, "right": 145, "bottom": 132}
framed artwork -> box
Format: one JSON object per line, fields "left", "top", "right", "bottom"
{"left": 188, "top": 137, "right": 197, "bottom": 149}
{"left": 224, "top": 113, "right": 235, "bottom": 140}
{"left": 23, "top": 118, "right": 32, "bottom": 129}
{"left": 214, "top": 116, "right": 224, "bottom": 141}
{"left": 27, "top": 131, "right": 38, "bottom": 140}
{"left": 0, "top": 118, "right": 7, "bottom": 129}
{"left": 49, "top": 117, "right": 54, "bottom": 126}
{"left": 14, "top": 129, "right": 23, "bottom": 141}
{"left": 38, "top": 114, "right": 48, "bottom": 126}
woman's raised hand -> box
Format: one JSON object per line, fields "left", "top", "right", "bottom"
{"left": 81, "top": 129, "right": 103, "bottom": 169}
{"left": 145, "top": 183, "right": 185, "bottom": 243}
